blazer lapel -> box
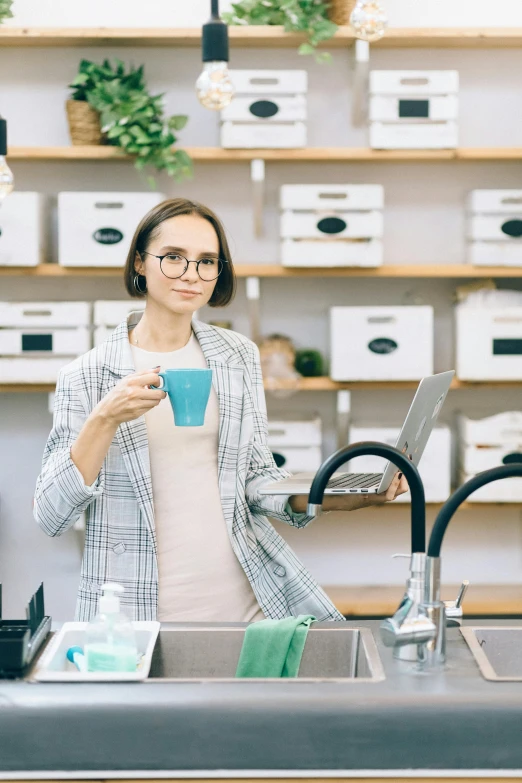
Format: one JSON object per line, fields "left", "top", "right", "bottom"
{"left": 102, "top": 314, "right": 156, "bottom": 553}
{"left": 193, "top": 321, "right": 245, "bottom": 533}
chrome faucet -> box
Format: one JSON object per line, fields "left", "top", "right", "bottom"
{"left": 381, "top": 463, "right": 522, "bottom": 670}
{"left": 307, "top": 441, "right": 427, "bottom": 660}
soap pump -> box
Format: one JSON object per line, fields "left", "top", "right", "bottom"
{"left": 85, "top": 583, "right": 137, "bottom": 673}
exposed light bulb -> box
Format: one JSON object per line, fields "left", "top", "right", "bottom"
{"left": 350, "top": 0, "right": 388, "bottom": 42}
{"left": 196, "top": 61, "right": 235, "bottom": 111}
{"left": 0, "top": 156, "right": 14, "bottom": 201}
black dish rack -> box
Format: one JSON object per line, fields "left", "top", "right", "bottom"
{"left": 0, "top": 583, "right": 51, "bottom": 679}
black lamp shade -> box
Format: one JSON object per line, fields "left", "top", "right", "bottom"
{"left": 202, "top": 18, "right": 229, "bottom": 62}
{"left": 0, "top": 118, "right": 6, "bottom": 156}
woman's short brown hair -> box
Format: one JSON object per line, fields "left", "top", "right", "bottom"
{"left": 124, "top": 197, "right": 236, "bottom": 307}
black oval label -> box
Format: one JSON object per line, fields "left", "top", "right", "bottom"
{"left": 502, "top": 452, "right": 522, "bottom": 465}
{"left": 317, "top": 216, "right": 347, "bottom": 234}
{"left": 368, "top": 337, "right": 398, "bottom": 355}
{"left": 249, "top": 100, "right": 279, "bottom": 119}
{"left": 501, "top": 219, "right": 522, "bottom": 238}
{"left": 272, "top": 451, "right": 286, "bottom": 468}
{"left": 93, "top": 227, "right": 124, "bottom": 245}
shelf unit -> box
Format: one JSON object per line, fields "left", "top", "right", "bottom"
{"left": 1, "top": 26, "right": 522, "bottom": 49}
{"left": 7, "top": 145, "right": 522, "bottom": 162}
{"left": 1, "top": 378, "right": 521, "bottom": 393}
{"left": 326, "top": 585, "right": 522, "bottom": 617}
{"left": 2, "top": 263, "right": 522, "bottom": 278}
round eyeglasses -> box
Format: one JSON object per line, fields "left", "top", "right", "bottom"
{"left": 141, "top": 251, "right": 225, "bottom": 282}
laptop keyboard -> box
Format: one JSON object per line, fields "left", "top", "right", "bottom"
{"left": 326, "top": 472, "right": 383, "bottom": 489}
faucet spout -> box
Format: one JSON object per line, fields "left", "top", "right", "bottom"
{"left": 307, "top": 441, "right": 426, "bottom": 553}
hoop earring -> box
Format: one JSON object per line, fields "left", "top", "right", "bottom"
{"left": 133, "top": 274, "right": 147, "bottom": 294}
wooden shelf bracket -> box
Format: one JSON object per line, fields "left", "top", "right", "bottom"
{"left": 352, "top": 39, "right": 370, "bottom": 128}
{"left": 251, "top": 158, "right": 265, "bottom": 237}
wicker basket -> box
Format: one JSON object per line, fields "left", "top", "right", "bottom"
{"left": 327, "top": 0, "right": 357, "bottom": 26}
{"left": 66, "top": 99, "right": 103, "bottom": 146}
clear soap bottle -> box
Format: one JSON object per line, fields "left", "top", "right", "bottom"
{"left": 85, "top": 583, "right": 137, "bottom": 673}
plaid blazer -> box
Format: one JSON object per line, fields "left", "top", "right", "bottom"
{"left": 34, "top": 314, "right": 343, "bottom": 622}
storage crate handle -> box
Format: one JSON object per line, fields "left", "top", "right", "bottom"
{"left": 94, "top": 202, "right": 124, "bottom": 209}
{"left": 501, "top": 196, "right": 522, "bottom": 205}
{"left": 399, "top": 77, "right": 429, "bottom": 86}
{"left": 368, "top": 316, "right": 396, "bottom": 324}
{"left": 268, "top": 428, "right": 286, "bottom": 437}
{"left": 318, "top": 192, "right": 348, "bottom": 200}
{"left": 22, "top": 309, "right": 52, "bottom": 317}
{"left": 249, "top": 77, "right": 280, "bottom": 85}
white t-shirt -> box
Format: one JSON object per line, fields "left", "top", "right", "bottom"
{"left": 131, "top": 332, "right": 264, "bottom": 622}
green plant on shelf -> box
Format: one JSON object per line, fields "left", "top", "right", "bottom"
{"left": 223, "top": 0, "right": 338, "bottom": 62}
{"left": 69, "top": 59, "right": 192, "bottom": 183}
{"left": 0, "top": 0, "right": 13, "bottom": 23}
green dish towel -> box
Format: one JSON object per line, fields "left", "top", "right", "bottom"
{"left": 235, "top": 615, "right": 316, "bottom": 678}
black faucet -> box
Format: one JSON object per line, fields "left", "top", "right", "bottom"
{"left": 308, "top": 441, "right": 428, "bottom": 659}
{"left": 307, "top": 441, "right": 426, "bottom": 552}
{"left": 382, "top": 463, "right": 522, "bottom": 670}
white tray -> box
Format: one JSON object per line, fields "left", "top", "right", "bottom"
{"left": 31, "top": 621, "right": 160, "bottom": 682}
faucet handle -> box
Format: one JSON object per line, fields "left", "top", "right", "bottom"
{"left": 444, "top": 580, "right": 470, "bottom": 626}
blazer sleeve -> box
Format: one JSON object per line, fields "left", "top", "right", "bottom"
{"left": 33, "top": 367, "right": 105, "bottom": 537}
{"left": 244, "top": 343, "right": 315, "bottom": 529}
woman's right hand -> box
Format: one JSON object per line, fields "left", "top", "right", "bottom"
{"left": 95, "top": 367, "right": 166, "bottom": 426}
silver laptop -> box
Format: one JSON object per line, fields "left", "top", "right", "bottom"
{"left": 259, "top": 370, "right": 455, "bottom": 497}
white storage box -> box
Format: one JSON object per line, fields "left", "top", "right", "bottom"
{"left": 0, "top": 357, "right": 71, "bottom": 383}
{"left": 221, "top": 70, "right": 307, "bottom": 149}
{"left": 459, "top": 472, "right": 522, "bottom": 503}
{"left": 456, "top": 304, "right": 522, "bottom": 380}
{"left": 459, "top": 411, "right": 522, "bottom": 447}
{"left": 0, "top": 327, "right": 90, "bottom": 356}
{"left": 0, "top": 301, "right": 90, "bottom": 327}
{"left": 280, "top": 184, "right": 384, "bottom": 268}
{"left": 461, "top": 444, "right": 522, "bottom": 475}
{"left": 0, "top": 193, "right": 44, "bottom": 267}
{"left": 467, "top": 190, "right": 522, "bottom": 267}
{"left": 348, "top": 426, "right": 452, "bottom": 503}
{"left": 94, "top": 299, "right": 146, "bottom": 345}
{"left": 330, "top": 306, "right": 434, "bottom": 381}
{"left": 58, "top": 192, "right": 165, "bottom": 267}
{"left": 31, "top": 621, "right": 160, "bottom": 682}
{"left": 270, "top": 445, "right": 322, "bottom": 473}
{"left": 268, "top": 415, "right": 322, "bottom": 473}
{"left": 369, "top": 70, "right": 459, "bottom": 150}
{"left": 267, "top": 415, "right": 322, "bottom": 448}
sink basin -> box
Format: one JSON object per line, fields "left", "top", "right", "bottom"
{"left": 461, "top": 626, "right": 522, "bottom": 681}
{"left": 147, "top": 624, "right": 385, "bottom": 682}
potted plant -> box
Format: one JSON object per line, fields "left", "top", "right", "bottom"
{"left": 0, "top": 0, "right": 13, "bottom": 24}
{"left": 223, "top": 0, "right": 338, "bottom": 62}
{"left": 67, "top": 59, "right": 192, "bottom": 182}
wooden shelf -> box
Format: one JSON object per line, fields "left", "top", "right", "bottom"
{"left": 2, "top": 263, "right": 522, "bottom": 279}
{"left": 326, "top": 584, "right": 522, "bottom": 617}
{"left": 2, "top": 378, "right": 522, "bottom": 393}
{"left": 1, "top": 26, "right": 522, "bottom": 49}
{"left": 7, "top": 145, "right": 522, "bottom": 162}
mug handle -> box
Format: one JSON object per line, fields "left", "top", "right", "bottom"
{"left": 150, "top": 371, "right": 167, "bottom": 391}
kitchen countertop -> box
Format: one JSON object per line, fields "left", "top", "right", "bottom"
{"left": 1, "top": 619, "right": 522, "bottom": 778}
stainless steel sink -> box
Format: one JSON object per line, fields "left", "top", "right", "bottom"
{"left": 461, "top": 626, "right": 522, "bottom": 681}
{"left": 147, "top": 624, "right": 385, "bottom": 682}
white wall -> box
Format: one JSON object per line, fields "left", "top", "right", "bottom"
{"left": 2, "top": 4, "right": 522, "bottom": 619}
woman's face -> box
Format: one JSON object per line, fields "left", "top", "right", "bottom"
{"left": 135, "top": 213, "right": 220, "bottom": 315}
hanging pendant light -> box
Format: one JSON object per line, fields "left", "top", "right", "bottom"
{"left": 0, "top": 116, "right": 14, "bottom": 202}
{"left": 196, "top": 0, "right": 235, "bottom": 111}
{"left": 350, "top": 0, "right": 388, "bottom": 42}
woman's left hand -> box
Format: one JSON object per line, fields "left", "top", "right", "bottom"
{"left": 289, "top": 472, "right": 409, "bottom": 514}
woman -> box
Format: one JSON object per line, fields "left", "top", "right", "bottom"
{"left": 34, "top": 198, "right": 407, "bottom": 623}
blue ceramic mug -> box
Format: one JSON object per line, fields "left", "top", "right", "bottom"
{"left": 152, "top": 368, "right": 213, "bottom": 426}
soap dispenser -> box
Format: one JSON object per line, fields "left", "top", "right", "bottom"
{"left": 85, "top": 583, "right": 137, "bottom": 673}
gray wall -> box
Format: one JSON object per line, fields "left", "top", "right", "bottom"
{"left": 2, "top": 43, "right": 522, "bottom": 619}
